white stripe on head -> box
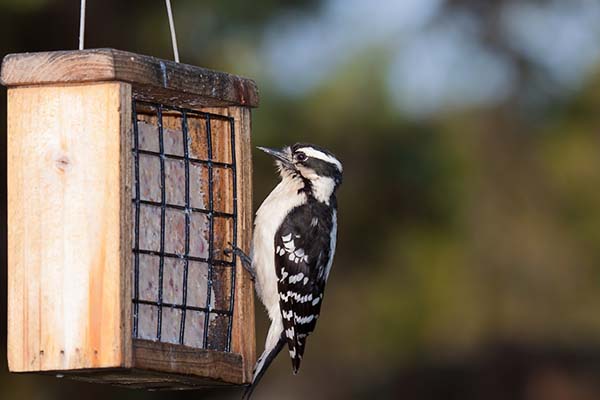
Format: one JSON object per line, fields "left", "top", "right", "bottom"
{"left": 297, "top": 147, "right": 343, "bottom": 172}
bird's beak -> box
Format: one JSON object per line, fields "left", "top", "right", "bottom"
{"left": 257, "top": 146, "right": 293, "bottom": 167}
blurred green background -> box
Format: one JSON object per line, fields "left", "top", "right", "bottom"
{"left": 1, "top": 0, "right": 600, "bottom": 399}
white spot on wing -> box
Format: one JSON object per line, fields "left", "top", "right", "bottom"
{"left": 295, "top": 314, "right": 315, "bottom": 324}
{"left": 285, "top": 327, "right": 295, "bottom": 339}
{"left": 289, "top": 272, "right": 305, "bottom": 284}
{"left": 280, "top": 290, "right": 313, "bottom": 303}
{"left": 280, "top": 268, "right": 289, "bottom": 281}
{"left": 282, "top": 233, "right": 292, "bottom": 242}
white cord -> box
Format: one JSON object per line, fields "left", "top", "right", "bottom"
{"left": 79, "top": 0, "right": 86, "bottom": 50}
{"left": 78, "top": 0, "right": 180, "bottom": 60}
{"left": 165, "top": 0, "right": 180, "bottom": 63}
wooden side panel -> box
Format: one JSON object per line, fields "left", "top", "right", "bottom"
{"left": 227, "top": 107, "right": 256, "bottom": 383}
{"left": 7, "top": 82, "right": 132, "bottom": 371}
{"left": 120, "top": 85, "right": 134, "bottom": 369}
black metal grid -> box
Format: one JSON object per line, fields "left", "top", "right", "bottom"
{"left": 132, "top": 100, "right": 238, "bottom": 352}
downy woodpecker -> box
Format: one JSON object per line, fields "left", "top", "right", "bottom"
{"left": 241, "top": 143, "right": 343, "bottom": 399}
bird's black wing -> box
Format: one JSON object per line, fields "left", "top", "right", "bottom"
{"left": 275, "top": 201, "right": 335, "bottom": 373}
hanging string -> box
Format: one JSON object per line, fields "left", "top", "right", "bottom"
{"left": 79, "top": 0, "right": 86, "bottom": 50}
{"left": 165, "top": 0, "right": 180, "bottom": 63}
{"left": 77, "top": 0, "right": 180, "bottom": 61}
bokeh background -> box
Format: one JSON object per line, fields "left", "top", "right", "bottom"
{"left": 1, "top": 0, "right": 600, "bottom": 399}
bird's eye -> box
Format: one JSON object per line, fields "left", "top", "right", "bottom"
{"left": 295, "top": 152, "right": 307, "bottom": 162}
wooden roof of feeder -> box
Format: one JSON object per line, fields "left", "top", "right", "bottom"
{"left": 1, "top": 48, "right": 259, "bottom": 108}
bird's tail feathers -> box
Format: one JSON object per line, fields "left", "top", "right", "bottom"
{"left": 289, "top": 332, "right": 308, "bottom": 374}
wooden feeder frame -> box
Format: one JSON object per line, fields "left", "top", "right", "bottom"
{"left": 1, "top": 48, "right": 258, "bottom": 389}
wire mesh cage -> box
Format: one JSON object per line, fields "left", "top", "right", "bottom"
{"left": 1, "top": 49, "right": 257, "bottom": 389}
{"left": 132, "top": 102, "right": 238, "bottom": 352}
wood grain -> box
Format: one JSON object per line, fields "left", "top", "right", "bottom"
{"left": 1, "top": 49, "right": 259, "bottom": 108}
{"left": 132, "top": 339, "right": 244, "bottom": 385}
{"left": 228, "top": 106, "right": 256, "bottom": 382}
{"left": 31, "top": 366, "right": 238, "bottom": 390}
{"left": 11, "top": 334, "right": 248, "bottom": 389}
{"left": 119, "top": 84, "right": 134, "bottom": 368}
{"left": 7, "top": 82, "right": 131, "bottom": 372}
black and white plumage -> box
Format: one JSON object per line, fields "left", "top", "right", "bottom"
{"left": 242, "top": 143, "right": 342, "bottom": 399}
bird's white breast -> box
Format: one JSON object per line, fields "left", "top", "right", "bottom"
{"left": 252, "top": 177, "right": 306, "bottom": 321}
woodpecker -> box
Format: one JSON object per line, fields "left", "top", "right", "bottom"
{"left": 238, "top": 143, "right": 343, "bottom": 399}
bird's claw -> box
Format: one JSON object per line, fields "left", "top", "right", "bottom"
{"left": 226, "top": 242, "right": 256, "bottom": 282}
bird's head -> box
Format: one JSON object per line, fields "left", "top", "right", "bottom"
{"left": 258, "top": 143, "right": 343, "bottom": 203}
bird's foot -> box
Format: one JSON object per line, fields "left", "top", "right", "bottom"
{"left": 225, "top": 242, "right": 256, "bottom": 281}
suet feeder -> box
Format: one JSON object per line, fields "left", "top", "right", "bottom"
{"left": 1, "top": 49, "right": 258, "bottom": 389}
